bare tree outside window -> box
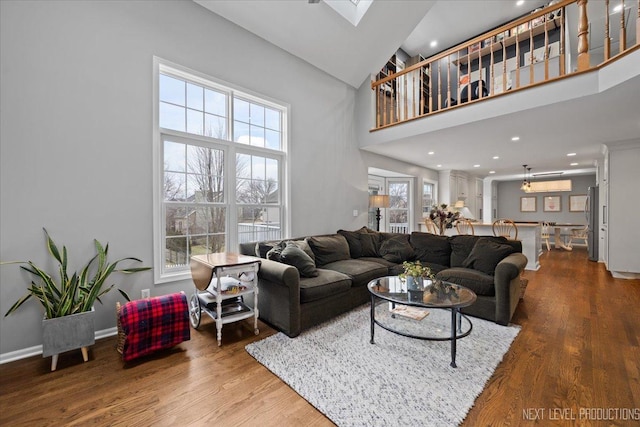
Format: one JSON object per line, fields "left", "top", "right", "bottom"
{"left": 388, "top": 182, "right": 408, "bottom": 226}
{"left": 157, "top": 68, "right": 285, "bottom": 277}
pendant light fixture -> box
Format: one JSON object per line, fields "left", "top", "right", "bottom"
{"left": 520, "top": 164, "right": 529, "bottom": 191}
{"left": 520, "top": 165, "right": 533, "bottom": 192}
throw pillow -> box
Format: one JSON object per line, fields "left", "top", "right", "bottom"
{"left": 256, "top": 241, "right": 281, "bottom": 259}
{"left": 379, "top": 235, "right": 414, "bottom": 263}
{"left": 410, "top": 232, "right": 451, "bottom": 267}
{"left": 265, "top": 241, "right": 286, "bottom": 262}
{"left": 307, "top": 234, "right": 351, "bottom": 266}
{"left": 289, "top": 239, "right": 316, "bottom": 263}
{"left": 337, "top": 227, "right": 368, "bottom": 258}
{"left": 359, "top": 232, "right": 381, "bottom": 257}
{"left": 448, "top": 235, "right": 479, "bottom": 267}
{"left": 280, "top": 242, "right": 319, "bottom": 277}
{"left": 462, "top": 238, "right": 516, "bottom": 276}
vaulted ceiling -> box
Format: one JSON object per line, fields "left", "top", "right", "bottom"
{"left": 194, "top": 1, "right": 640, "bottom": 180}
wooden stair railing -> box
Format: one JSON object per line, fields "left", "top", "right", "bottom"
{"left": 371, "top": 0, "right": 640, "bottom": 131}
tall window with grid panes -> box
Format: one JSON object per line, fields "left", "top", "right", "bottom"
{"left": 155, "top": 62, "right": 287, "bottom": 281}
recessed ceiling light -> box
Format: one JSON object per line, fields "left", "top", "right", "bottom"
{"left": 430, "top": 40, "right": 437, "bottom": 48}
{"left": 567, "top": 152, "right": 576, "bottom": 156}
{"left": 489, "top": 170, "right": 496, "bottom": 174}
{"left": 492, "top": 156, "right": 499, "bottom": 159}
{"left": 473, "top": 164, "right": 480, "bottom": 168}
{"left": 613, "top": 4, "right": 623, "bottom": 13}
{"left": 511, "top": 136, "right": 520, "bottom": 141}
{"left": 516, "top": 0, "right": 525, "bottom": 6}
{"left": 570, "top": 162, "right": 578, "bottom": 166}
{"left": 428, "top": 151, "right": 434, "bottom": 155}
{"left": 436, "top": 164, "right": 442, "bottom": 168}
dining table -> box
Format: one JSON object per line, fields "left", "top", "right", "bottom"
{"left": 549, "top": 223, "right": 586, "bottom": 251}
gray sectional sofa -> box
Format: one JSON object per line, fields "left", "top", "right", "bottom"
{"left": 239, "top": 227, "right": 527, "bottom": 337}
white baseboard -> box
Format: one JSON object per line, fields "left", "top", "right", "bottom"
{"left": 611, "top": 271, "right": 640, "bottom": 280}
{"left": 0, "top": 327, "right": 118, "bottom": 365}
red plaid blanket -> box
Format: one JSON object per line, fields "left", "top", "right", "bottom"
{"left": 120, "top": 292, "right": 190, "bottom": 362}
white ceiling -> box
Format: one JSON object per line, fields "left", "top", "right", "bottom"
{"left": 193, "top": 0, "right": 640, "bottom": 180}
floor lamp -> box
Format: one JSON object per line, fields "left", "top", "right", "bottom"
{"left": 369, "top": 195, "right": 390, "bottom": 231}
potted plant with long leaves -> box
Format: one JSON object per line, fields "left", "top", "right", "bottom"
{"left": 3, "top": 228, "right": 150, "bottom": 370}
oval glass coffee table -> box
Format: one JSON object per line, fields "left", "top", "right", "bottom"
{"left": 368, "top": 276, "right": 477, "bottom": 368}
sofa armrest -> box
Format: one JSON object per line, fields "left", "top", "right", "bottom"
{"left": 258, "top": 258, "right": 299, "bottom": 288}
{"left": 493, "top": 252, "right": 527, "bottom": 325}
{"left": 254, "top": 258, "right": 303, "bottom": 337}
{"left": 495, "top": 253, "right": 526, "bottom": 281}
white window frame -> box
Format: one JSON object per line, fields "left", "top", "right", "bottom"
{"left": 386, "top": 178, "right": 412, "bottom": 233}
{"left": 153, "top": 57, "right": 289, "bottom": 284}
{"left": 422, "top": 179, "right": 436, "bottom": 216}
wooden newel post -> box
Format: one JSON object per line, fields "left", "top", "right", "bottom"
{"left": 619, "top": 0, "right": 627, "bottom": 53}
{"left": 637, "top": 0, "right": 640, "bottom": 46}
{"left": 577, "top": 0, "right": 590, "bottom": 71}
{"left": 604, "top": 0, "right": 611, "bottom": 61}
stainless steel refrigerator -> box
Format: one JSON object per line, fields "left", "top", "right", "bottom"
{"left": 586, "top": 186, "right": 599, "bottom": 261}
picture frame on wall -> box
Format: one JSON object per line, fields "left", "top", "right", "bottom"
{"left": 520, "top": 196, "right": 537, "bottom": 212}
{"left": 569, "top": 194, "right": 587, "bottom": 212}
{"left": 543, "top": 196, "right": 561, "bottom": 212}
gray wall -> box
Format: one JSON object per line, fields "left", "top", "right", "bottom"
{"left": 0, "top": 0, "right": 392, "bottom": 355}
{"left": 497, "top": 175, "right": 596, "bottom": 223}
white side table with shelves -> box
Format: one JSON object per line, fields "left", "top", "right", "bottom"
{"left": 189, "top": 253, "right": 261, "bottom": 346}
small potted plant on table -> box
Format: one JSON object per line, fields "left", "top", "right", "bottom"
{"left": 399, "top": 261, "right": 433, "bottom": 303}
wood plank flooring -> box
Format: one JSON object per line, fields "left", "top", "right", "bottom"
{"left": 1, "top": 247, "right": 639, "bottom": 426}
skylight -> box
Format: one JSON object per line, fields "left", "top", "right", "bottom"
{"left": 324, "top": 0, "right": 373, "bottom": 27}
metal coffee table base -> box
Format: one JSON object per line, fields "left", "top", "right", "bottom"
{"left": 369, "top": 297, "right": 474, "bottom": 368}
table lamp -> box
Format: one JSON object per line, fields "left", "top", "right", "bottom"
{"left": 369, "top": 195, "right": 390, "bottom": 231}
{"left": 454, "top": 200, "right": 475, "bottom": 220}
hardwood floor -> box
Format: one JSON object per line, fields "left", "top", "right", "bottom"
{"left": 1, "top": 247, "right": 639, "bottom": 426}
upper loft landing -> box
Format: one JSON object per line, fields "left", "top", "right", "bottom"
{"left": 355, "top": 0, "right": 640, "bottom": 178}
{"left": 368, "top": 0, "right": 638, "bottom": 131}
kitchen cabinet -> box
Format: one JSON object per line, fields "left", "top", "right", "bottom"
{"left": 449, "top": 172, "right": 468, "bottom": 201}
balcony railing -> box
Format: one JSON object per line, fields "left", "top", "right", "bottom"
{"left": 371, "top": 0, "right": 639, "bottom": 130}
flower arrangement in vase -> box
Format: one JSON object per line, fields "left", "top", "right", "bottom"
{"left": 428, "top": 203, "right": 460, "bottom": 235}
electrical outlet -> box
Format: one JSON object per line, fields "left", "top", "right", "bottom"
{"left": 353, "top": 210, "right": 358, "bottom": 217}
{"left": 141, "top": 289, "right": 151, "bottom": 299}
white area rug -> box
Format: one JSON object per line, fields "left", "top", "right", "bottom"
{"left": 246, "top": 304, "right": 520, "bottom": 427}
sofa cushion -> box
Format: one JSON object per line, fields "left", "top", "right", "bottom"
{"left": 299, "top": 269, "right": 352, "bottom": 303}
{"left": 321, "top": 259, "right": 389, "bottom": 287}
{"left": 462, "top": 238, "right": 516, "bottom": 276}
{"left": 410, "top": 232, "right": 451, "bottom": 267}
{"left": 359, "top": 257, "right": 404, "bottom": 276}
{"left": 379, "top": 234, "right": 414, "bottom": 263}
{"left": 436, "top": 267, "right": 495, "bottom": 296}
{"left": 308, "top": 235, "right": 351, "bottom": 266}
{"left": 421, "top": 262, "right": 449, "bottom": 275}
{"left": 337, "top": 227, "right": 369, "bottom": 258}
{"left": 280, "top": 242, "right": 319, "bottom": 278}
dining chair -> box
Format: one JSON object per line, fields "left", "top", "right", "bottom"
{"left": 568, "top": 225, "right": 588, "bottom": 248}
{"left": 456, "top": 219, "right": 475, "bottom": 235}
{"left": 424, "top": 218, "right": 438, "bottom": 234}
{"left": 492, "top": 219, "right": 518, "bottom": 240}
{"left": 540, "top": 221, "right": 551, "bottom": 251}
